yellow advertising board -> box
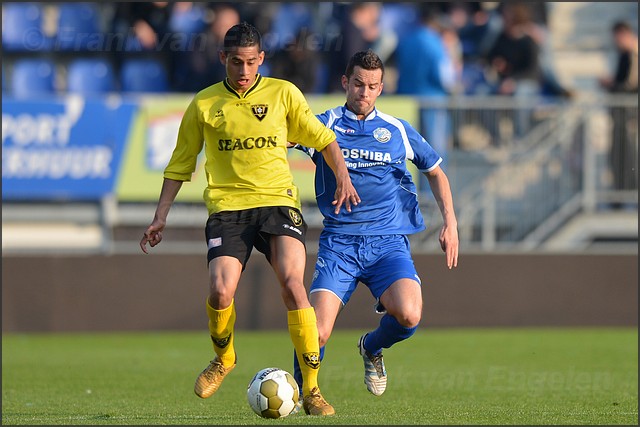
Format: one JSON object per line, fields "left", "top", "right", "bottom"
{"left": 116, "top": 95, "right": 419, "bottom": 203}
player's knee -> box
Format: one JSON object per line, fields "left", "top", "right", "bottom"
{"left": 317, "top": 327, "right": 332, "bottom": 347}
{"left": 395, "top": 310, "right": 421, "bottom": 329}
{"left": 208, "top": 288, "right": 233, "bottom": 308}
{"left": 281, "top": 277, "right": 305, "bottom": 295}
{"left": 280, "top": 280, "right": 308, "bottom": 307}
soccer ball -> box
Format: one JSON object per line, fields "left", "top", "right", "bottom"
{"left": 247, "top": 367, "right": 300, "bottom": 418}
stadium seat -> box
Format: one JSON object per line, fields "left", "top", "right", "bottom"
{"left": 10, "top": 58, "right": 56, "bottom": 98}
{"left": 55, "top": 3, "right": 101, "bottom": 51}
{"left": 2, "top": 2, "right": 51, "bottom": 51}
{"left": 120, "top": 58, "right": 169, "bottom": 93}
{"left": 67, "top": 58, "right": 115, "bottom": 94}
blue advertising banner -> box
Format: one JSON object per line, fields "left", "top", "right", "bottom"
{"left": 2, "top": 96, "right": 137, "bottom": 200}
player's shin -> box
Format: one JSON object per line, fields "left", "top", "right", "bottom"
{"left": 365, "top": 313, "right": 417, "bottom": 354}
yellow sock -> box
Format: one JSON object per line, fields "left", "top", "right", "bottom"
{"left": 288, "top": 307, "right": 320, "bottom": 395}
{"left": 206, "top": 298, "right": 236, "bottom": 367}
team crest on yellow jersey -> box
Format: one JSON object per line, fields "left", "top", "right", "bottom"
{"left": 288, "top": 208, "right": 303, "bottom": 226}
{"left": 251, "top": 104, "right": 269, "bottom": 121}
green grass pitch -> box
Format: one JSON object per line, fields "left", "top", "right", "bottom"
{"left": 2, "top": 328, "right": 637, "bottom": 425}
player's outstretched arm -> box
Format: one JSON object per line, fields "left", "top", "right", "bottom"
{"left": 320, "top": 140, "right": 360, "bottom": 214}
{"left": 425, "top": 167, "right": 459, "bottom": 269}
{"left": 140, "top": 178, "right": 183, "bottom": 254}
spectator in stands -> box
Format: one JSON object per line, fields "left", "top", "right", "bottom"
{"left": 485, "top": 2, "right": 551, "bottom": 140}
{"left": 112, "top": 2, "right": 173, "bottom": 51}
{"left": 264, "top": 3, "right": 314, "bottom": 52}
{"left": 395, "top": 4, "right": 456, "bottom": 97}
{"left": 599, "top": 20, "right": 638, "bottom": 198}
{"left": 484, "top": 2, "right": 572, "bottom": 100}
{"left": 172, "top": 3, "right": 240, "bottom": 92}
{"left": 440, "top": 21, "right": 464, "bottom": 96}
{"left": 326, "top": 2, "right": 397, "bottom": 93}
{"left": 485, "top": 2, "right": 542, "bottom": 97}
{"left": 110, "top": 2, "right": 174, "bottom": 87}
{"left": 446, "top": 2, "right": 497, "bottom": 95}
{"left": 450, "top": 2, "right": 493, "bottom": 63}
{"left": 395, "top": 3, "right": 456, "bottom": 184}
{"left": 599, "top": 20, "right": 638, "bottom": 94}
{"left": 268, "top": 28, "right": 323, "bottom": 93}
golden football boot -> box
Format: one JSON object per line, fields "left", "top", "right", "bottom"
{"left": 194, "top": 355, "right": 236, "bottom": 398}
{"left": 302, "top": 386, "right": 335, "bottom": 416}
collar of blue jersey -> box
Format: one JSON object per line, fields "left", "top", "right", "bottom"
{"left": 223, "top": 74, "right": 262, "bottom": 98}
{"left": 343, "top": 104, "right": 378, "bottom": 121}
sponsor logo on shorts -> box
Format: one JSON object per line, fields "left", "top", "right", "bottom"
{"left": 283, "top": 224, "right": 302, "bottom": 235}
{"left": 288, "top": 209, "right": 303, "bottom": 226}
{"left": 303, "top": 352, "right": 320, "bottom": 369}
{"left": 316, "top": 257, "right": 326, "bottom": 268}
{"left": 208, "top": 237, "right": 222, "bottom": 248}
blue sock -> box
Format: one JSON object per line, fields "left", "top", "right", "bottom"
{"left": 364, "top": 314, "right": 417, "bottom": 355}
{"left": 293, "top": 346, "right": 325, "bottom": 394}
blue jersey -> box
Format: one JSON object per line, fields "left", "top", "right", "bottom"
{"left": 298, "top": 106, "right": 442, "bottom": 235}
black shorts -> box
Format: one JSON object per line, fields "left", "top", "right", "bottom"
{"left": 205, "top": 206, "right": 308, "bottom": 268}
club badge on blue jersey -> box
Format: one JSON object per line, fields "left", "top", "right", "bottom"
{"left": 373, "top": 127, "right": 391, "bottom": 143}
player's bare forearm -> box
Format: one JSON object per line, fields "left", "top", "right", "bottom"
{"left": 140, "top": 178, "right": 183, "bottom": 253}
{"left": 154, "top": 178, "right": 183, "bottom": 221}
{"left": 425, "top": 167, "right": 459, "bottom": 269}
{"left": 320, "top": 141, "right": 361, "bottom": 213}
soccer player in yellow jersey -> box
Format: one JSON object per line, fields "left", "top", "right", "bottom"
{"left": 139, "top": 22, "right": 360, "bottom": 416}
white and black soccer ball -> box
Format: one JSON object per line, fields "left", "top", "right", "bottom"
{"left": 247, "top": 367, "right": 300, "bottom": 418}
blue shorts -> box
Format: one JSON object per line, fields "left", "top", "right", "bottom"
{"left": 310, "top": 231, "right": 422, "bottom": 306}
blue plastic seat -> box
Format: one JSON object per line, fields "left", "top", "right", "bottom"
{"left": 120, "top": 58, "right": 169, "bottom": 93}
{"left": 67, "top": 58, "right": 115, "bottom": 94}
{"left": 2, "top": 2, "right": 50, "bottom": 51}
{"left": 55, "top": 3, "right": 101, "bottom": 51}
{"left": 11, "top": 58, "right": 55, "bottom": 98}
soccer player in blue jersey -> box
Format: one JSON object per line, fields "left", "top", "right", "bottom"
{"left": 292, "top": 49, "right": 459, "bottom": 398}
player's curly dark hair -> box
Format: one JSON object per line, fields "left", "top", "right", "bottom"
{"left": 345, "top": 49, "right": 385, "bottom": 80}
{"left": 223, "top": 21, "right": 262, "bottom": 52}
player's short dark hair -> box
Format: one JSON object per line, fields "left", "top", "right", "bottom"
{"left": 612, "top": 20, "right": 633, "bottom": 34}
{"left": 223, "top": 21, "right": 262, "bottom": 52}
{"left": 345, "top": 49, "right": 385, "bottom": 80}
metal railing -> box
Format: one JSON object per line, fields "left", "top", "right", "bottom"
{"left": 2, "top": 95, "right": 637, "bottom": 254}
{"left": 412, "top": 94, "right": 638, "bottom": 252}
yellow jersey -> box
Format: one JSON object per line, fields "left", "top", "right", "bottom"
{"left": 164, "top": 75, "right": 336, "bottom": 214}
